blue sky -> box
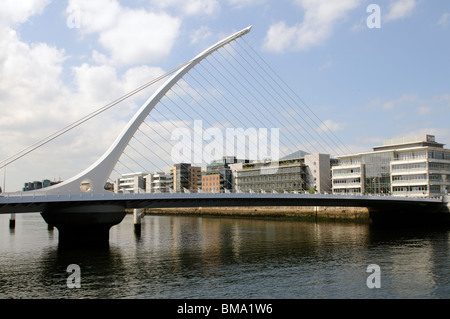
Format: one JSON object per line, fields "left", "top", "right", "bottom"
{"left": 1, "top": 0, "right": 449, "bottom": 191}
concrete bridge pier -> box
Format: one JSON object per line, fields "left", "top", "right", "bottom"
{"left": 40, "top": 204, "right": 126, "bottom": 248}
{"left": 133, "top": 208, "right": 142, "bottom": 237}
{"left": 9, "top": 213, "right": 15, "bottom": 229}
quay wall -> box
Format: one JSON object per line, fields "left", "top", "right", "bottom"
{"left": 134, "top": 206, "right": 370, "bottom": 222}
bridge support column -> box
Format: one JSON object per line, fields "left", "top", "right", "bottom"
{"left": 41, "top": 205, "right": 126, "bottom": 248}
{"left": 9, "top": 213, "right": 15, "bottom": 229}
{"left": 133, "top": 208, "right": 142, "bottom": 237}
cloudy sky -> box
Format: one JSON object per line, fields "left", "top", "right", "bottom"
{"left": 1, "top": 0, "right": 449, "bottom": 191}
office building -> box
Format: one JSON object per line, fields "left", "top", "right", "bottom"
{"left": 332, "top": 134, "right": 450, "bottom": 198}
{"left": 23, "top": 179, "right": 62, "bottom": 191}
{"left": 170, "top": 163, "right": 202, "bottom": 193}
{"left": 202, "top": 156, "right": 249, "bottom": 193}
{"left": 202, "top": 174, "right": 221, "bottom": 193}
{"left": 230, "top": 152, "right": 331, "bottom": 194}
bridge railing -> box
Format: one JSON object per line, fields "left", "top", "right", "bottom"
{"left": 0, "top": 189, "right": 442, "bottom": 201}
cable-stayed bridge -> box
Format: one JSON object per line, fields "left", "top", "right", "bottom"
{"left": 0, "top": 26, "right": 448, "bottom": 246}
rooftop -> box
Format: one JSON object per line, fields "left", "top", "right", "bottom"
{"left": 373, "top": 134, "right": 445, "bottom": 151}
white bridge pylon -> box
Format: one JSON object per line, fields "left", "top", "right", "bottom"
{"left": 39, "top": 26, "right": 252, "bottom": 195}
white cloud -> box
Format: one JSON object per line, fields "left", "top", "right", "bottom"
{"left": 441, "top": 94, "right": 450, "bottom": 108}
{"left": 72, "top": 64, "right": 121, "bottom": 107}
{"left": 122, "top": 65, "right": 166, "bottom": 94}
{"left": 263, "top": 0, "right": 359, "bottom": 52}
{"left": 0, "top": 30, "right": 76, "bottom": 189}
{"left": 69, "top": 0, "right": 181, "bottom": 66}
{"left": 0, "top": 56, "right": 166, "bottom": 191}
{"left": 317, "top": 119, "right": 346, "bottom": 133}
{"left": 368, "top": 94, "right": 450, "bottom": 115}
{"left": 0, "top": 0, "right": 50, "bottom": 27}
{"left": 0, "top": 30, "right": 69, "bottom": 131}
{"left": 68, "top": 0, "right": 121, "bottom": 34}
{"left": 98, "top": 10, "right": 181, "bottom": 65}
{"left": 417, "top": 106, "right": 431, "bottom": 115}
{"left": 227, "top": 0, "right": 266, "bottom": 9}
{"left": 0, "top": 6, "right": 174, "bottom": 190}
{"left": 150, "top": 0, "right": 220, "bottom": 16}
{"left": 69, "top": 63, "right": 167, "bottom": 123}
{"left": 382, "top": 94, "right": 417, "bottom": 110}
{"left": 351, "top": 18, "right": 367, "bottom": 33}
{"left": 190, "top": 26, "right": 213, "bottom": 44}
{"left": 91, "top": 50, "right": 109, "bottom": 65}
{"left": 0, "top": 0, "right": 190, "bottom": 192}
{"left": 384, "top": 0, "right": 417, "bottom": 22}
{"left": 263, "top": 21, "right": 298, "bottom": 53}
{"left": 438, "top": 13, "right": 450, "bottom": 27}
{"left": 318, "top": 58, "right": 333, "bottom": 71}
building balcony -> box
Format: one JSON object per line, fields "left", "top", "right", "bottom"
{"left": 391, "top": 158, "right": 427, "bottom": 163}
{"left": 390, "top": 169, "right": 428, "bottom": 175}
{"left": 391, "top": 180, "right": 428, "bottom": 186}
{"left": 428, "top": 158, "right": 450, "bottom": 164}
{"left": 118, "top": 182, "right": 135, "bottom": 187}
{"left": 332, "top": 163, "right": 362, "bottom": 169}
{"left": 428, "top": 169, "right": 450, "bottom": 175}
{"left": 332, "top": 183, "right": 362, "bottom": 189}
{"left": 331, "top": 173, "right": 362, "bottom": 179}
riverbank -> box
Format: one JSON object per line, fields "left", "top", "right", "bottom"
{"left": 132, "top": 206, "right": 370, "bottom": 223}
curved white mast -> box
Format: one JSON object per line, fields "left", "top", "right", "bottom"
{"left": 43, "top": 26, "right": 252, "bottom": 194}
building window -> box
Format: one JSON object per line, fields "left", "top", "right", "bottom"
{"left": 393, "top": 185, "right": 428, "bottom": 193}
{"left": 430, "top": 185, "right": 441, "bottom": 193}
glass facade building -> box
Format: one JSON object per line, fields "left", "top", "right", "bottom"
{"left": 332, "top": 135, "right": 450, "bottom": 198}
{"left": 203, "top": 156, "right": 249, "bottom": 193}
{"left": 23, "top": 179, "right": 62, "bottom": 192}
{"left": 361, "top": 152, "right": 393, "bottom": 195}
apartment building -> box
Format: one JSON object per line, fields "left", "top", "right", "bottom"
{"left": 146, "top": 172, "right": 172, "bottom": 193}
{"left": 170, "top": 163, "right": 202, "bottom": 193}
{"left": 114, "top": 172, "right": 147, "bottom": 193}
{"left": 332, "top": 134, "right": 450, "bottom": 198}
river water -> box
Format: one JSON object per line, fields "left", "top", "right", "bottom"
{"left": 0, "top": 212, "right": 449, "bottom": 299}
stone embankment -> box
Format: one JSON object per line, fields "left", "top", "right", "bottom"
{"left": 136, "top": 206, "right": 370, "bottom": 222}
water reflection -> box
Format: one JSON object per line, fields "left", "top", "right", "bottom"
{"left": 38, "top": 246, "right": 127, "bottom": 298}
{"left": 1, "top": 213, "right": 449, "bottom": 298}
{"left": 366, "top": 227, "right": 450, "bottom": 298}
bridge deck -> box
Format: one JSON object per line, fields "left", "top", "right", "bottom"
{"left": 0, "top": 192, "right": 445, "bottom": 214}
